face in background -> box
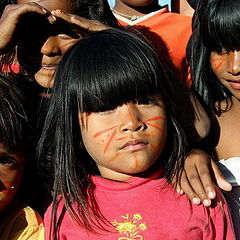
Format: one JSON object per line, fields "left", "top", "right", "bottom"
{"left": 17, "top": 0, "right": 82, "bottom": 88}
{"left": 0, "top": 144, "right": 25, "bottom": 212}
{"left": 210, "top": 49, "right": 240, "bottom": 100}
{"left": 119, "top": 0, "right": 156, "bottom": 7}
{"left": 80, "top": 95, "right": 167, "bottom": 181}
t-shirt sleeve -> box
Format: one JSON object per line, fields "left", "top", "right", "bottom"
{"left": 15, "top": 207, "right": 44, "bottom": 240}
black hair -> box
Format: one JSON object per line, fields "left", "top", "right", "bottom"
{"left": 189, "top": 0, "right": 240, "bottom": 115}
{"left": 0, "top": 73, "right": 29, "bottom": 150}
{"left": 67, "top": 0, "right": 119, "bottom": 28}
{"left": 37, "top": 29, "right": 191, "bottom": 239}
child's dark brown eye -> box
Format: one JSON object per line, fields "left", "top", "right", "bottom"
{"left": 0, "top": 156, "right": 17, "bottom": 167}
{"left": 136, "top": 96, "right": 156, "bottom": 105}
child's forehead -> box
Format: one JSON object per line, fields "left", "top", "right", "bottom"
{"left": 17, "top": 0, "right": 74, "bottom": 13}
{"left": 0, "top": 143, "right": 25, "bottom": 155}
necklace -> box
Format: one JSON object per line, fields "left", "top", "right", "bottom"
{"left": 112, "top": 9, "right": 142, "bottom": 21}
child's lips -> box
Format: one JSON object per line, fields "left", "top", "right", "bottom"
{"left": 225, "top": 78, "right": 240, "bottom": 90}
{"left": 120, "top": 139, "right": 147, "bottom": 151}
{"left": 41, "top": 64, "right": 58, "bottom": 71}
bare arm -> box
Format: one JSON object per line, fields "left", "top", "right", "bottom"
{"left": 0, "top": 4, "right": 110, "bottom": 55}
{"left": 177, "top": 149, "right": 232, "bottom": 206}
{"left": 0, "top": 2, "right": 52, "bottom": 54}
{"left": 50, "top": 10, "right": 112, "bottom": 35}
{"left": 174, "top": 92, "right": 231, "bottom": 206}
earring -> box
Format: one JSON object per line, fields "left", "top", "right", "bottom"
{"left": 10, "top": 186, "right": 15, "bottom": 189}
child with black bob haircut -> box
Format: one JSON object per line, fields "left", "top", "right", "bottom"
{"left": 39, "top": 29, "right": 235, "bottom": 239}
{"left": 0, "top": 74, "right": 44, "bottom": 239}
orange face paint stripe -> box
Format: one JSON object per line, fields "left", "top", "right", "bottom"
{"left": 144, "top": 116, "right": 165, "bottom": 123}
{"left": 210, "top": 57, "right": 225, "bottom": 62}
{"left": 134, "top": 155, "right": 138, "bottom": 169}
{"left": 150, "top": 144, "right": 158, "bottom": 151}
{"left": 94, "top": 126, "right": 117, "bottom": 138}
{"left": 115, "top": 137, "right": 127, "bottom": 141}
{"left": 104, "top": 128, "right": 117, "bottom": 153}
{"left": 145, "top": 123, "right": 163, "bottom": 131}
{"left": 1, "top": 180, "right": 13, "bottom": 184}
{"left": 108, "top": 152, "right": 122, "bottom": 162}
{"left": 141, "top": 133, "right": 153, "bottom": 137}
{"left": 213, "top": 62, "right": 223, "bottom": 72}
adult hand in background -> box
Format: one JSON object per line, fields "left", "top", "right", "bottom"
{"left": 174, "top": 149, "right": 232, "bottom": 207}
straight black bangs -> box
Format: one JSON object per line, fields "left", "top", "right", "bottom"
{"left": 200, "top": 0, "right": 240, "bottom": 51}
{"left": 54, "top": 29, "right": 167, "bottom": 113}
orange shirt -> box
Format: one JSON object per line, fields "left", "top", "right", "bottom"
{"left": 114, "top": 8, "right": 192, "bottom": 86}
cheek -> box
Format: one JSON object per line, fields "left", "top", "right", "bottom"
{"left": 210, "top": 55, "right": 226, "bottom": 75}
{"left": 152, "top": 119, "right": 167, "bottom": 152}
{"left": 0, "top": 189, "right": 16, "bottom": 212}
{"left": 59, "top": 39, "right": 80, "bottom": 54}
{"left": 91, "top": 125, "right": 118, "bottom": 154}
{"left": 0, "top": 170, "right": 22, "bottom": 212}
{"left": 0, "top": 169, "right": 23, "bottom": 190}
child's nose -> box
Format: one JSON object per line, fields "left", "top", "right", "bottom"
{"left": 40, "top": 36, "right": 62, "bottom": 56}
{"left": 120, "top": 103, "right": 145, "bottom": 133}
{"left": 227, "top": 50, "right": 240, "bottom": 75}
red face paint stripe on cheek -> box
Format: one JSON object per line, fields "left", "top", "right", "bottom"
{"left": 213, "top": 62, "right": 223, "bottom": 72}
{"left": 210, "top": 57, "right": 225, "bottom": 62}
{"left": 115, "top": 137, "right": 127, "bottom": 141}
{"left": 2, "top": 188, "right": 14, "bottom": 193}
{"left": 144, "top": 116, "right": 165, "bottom": 123}
{"left": 108, "top": 152, "right": 122, "bottom": 162}
{"left": 94, "top": 126, "right": 117, "bottom": 138}
{"left": 150, "top": 144, "right": 158, "bottom": 151}
{"left": 2, "top": 180, "right": 13, "bottom": 185}
{"left": 141, "top": 133, "right": 153, "bottom": 137}
{"left": 145, "top": 123, "right": 163, "bottom": 132}
{"left": 104, "top": 128, "right": 117, "bottom": 153}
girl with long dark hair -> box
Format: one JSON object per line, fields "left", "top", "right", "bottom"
{"left": 39, "top": 29, "right": 234, "bottom": 239}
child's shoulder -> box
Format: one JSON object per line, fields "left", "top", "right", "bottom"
{"left": 0, "top": 201, "right": 44, "bottom": 240}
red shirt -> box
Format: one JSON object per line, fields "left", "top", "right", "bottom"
{"left": 44, "top": 169, "right": 235, "bottom": 239}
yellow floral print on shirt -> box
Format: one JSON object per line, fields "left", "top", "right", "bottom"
{"left": 111, "top": 213, "right": 147, "bottom": 240}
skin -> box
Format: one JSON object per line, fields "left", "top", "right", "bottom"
{"left": 79, "top": 96, "right": 167, "bottom": 181}
{"left": 0, "top": 144, "right": 24, "bottom": 212}
{"left": 113, "top": 0, "right": 160, "bottom": 17}
{"left": 18, "top": 0, "right": 81, "bottom": 88}
{"left": 119, "top": 0, "right": 156, "bottom": 7}
{"left": 172, "top": 0, "right": 194, "bottom": 16}
{"left": 211, "top": 50, "right": 240, "bottom": 99}
{"left": 210, "top": 50, "right": 240, "bottom": 160}
{"left": 0, "top": 0, "right": 110, "bottom": 88}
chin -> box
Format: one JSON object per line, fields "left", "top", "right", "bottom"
{"left": 35, "top": 72, "right": 54, "bottom": 88}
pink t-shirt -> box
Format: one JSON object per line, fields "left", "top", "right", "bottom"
{"left": 44, "top": 169, "right": 235, "bottom": 239}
